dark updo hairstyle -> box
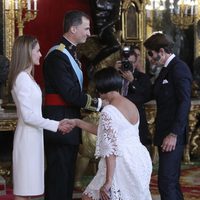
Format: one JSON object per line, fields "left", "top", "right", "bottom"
{"left": 94, "top": 67, "right": 123, "bottom": 94}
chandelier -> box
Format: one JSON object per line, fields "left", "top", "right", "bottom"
{"left": 5, "top": 0, "right": 38, "bottom": 36}
{"left": 145, "top": 0, "right": 166, "bottom": 11}
{"left": 145, "top": 0, "right": 198, "bottom": 29}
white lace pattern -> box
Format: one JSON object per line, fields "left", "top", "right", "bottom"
{"left": 95, "top": 111, "right": 122, "bottom": 158}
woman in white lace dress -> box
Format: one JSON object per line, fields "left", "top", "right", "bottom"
{"left": 71, "top": 67, "right": 152, "bottom": 200}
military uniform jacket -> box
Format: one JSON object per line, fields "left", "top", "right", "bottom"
{"left": 43, "top": 37, "right": 89, "bottom": 145}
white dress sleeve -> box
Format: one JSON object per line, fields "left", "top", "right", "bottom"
{"left": 12, "top": 72, "right": 59, "bottom": 132}
{"left": 95, "top": 108, "right": 122, "bottom": 158}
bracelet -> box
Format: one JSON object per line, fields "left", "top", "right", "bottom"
{"left": 169, "top": 133, "right": 177, "bottom": 137}
{"left": 100, "top": 186, "right": 108, "bottom": 192}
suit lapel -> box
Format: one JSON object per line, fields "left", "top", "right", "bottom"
{"left": 153, "top": 57, "right": 176, "bottom": 96}
{"left": 153, "top": 67, "right": 168, "bottom": 94}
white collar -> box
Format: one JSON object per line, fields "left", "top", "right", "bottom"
{"left": 164, "top": 54, "right": 175, "bottom": 67}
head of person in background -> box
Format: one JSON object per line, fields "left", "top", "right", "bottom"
{"left": 63, "top": 10, "right": 91, "bottom": 45}
{"left": 114, "top": 46, "right": 138, "bottom": 96}
{"left": 143, "top": 32, "right": 174, "bottom": 67}
{"left": 130, "top": 45, "right": 144, "bottom": 73}
{"left": 8, "top": 35, "right": 41, "bottom": 90}
{"left": 126, "top": 47, "right": 137, "bottom": 72}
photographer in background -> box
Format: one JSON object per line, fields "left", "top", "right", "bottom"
{"left": 132, "top": 45, "right": 145, "bottom": 73}
{"left": 115, "top": 45, "right": 152, "bottom": 146}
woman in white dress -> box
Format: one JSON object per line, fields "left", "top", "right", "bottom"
{"left": 8, "top": 35, "right": 72, "bottom": 200}
{"left": 69, "top": 67, "right": 152, "bottom": 200}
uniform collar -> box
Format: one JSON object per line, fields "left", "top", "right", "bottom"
{"left": 61, "top": 36, "right": 77, "bottom": 56}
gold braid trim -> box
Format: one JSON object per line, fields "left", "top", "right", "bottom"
{"left": 85, "top": 94, "right": 92, "bottom": 108}
{"left": 85, "top": 94, "right": 96, "bottom": 112}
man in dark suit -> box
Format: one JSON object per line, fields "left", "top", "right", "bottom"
{"left": 115, "top": 45, "right": 152, "bottom": 146}
{"left": 43, "top": 11, "right": 102, "bottom": 200}
{"left": 144, "top": 32, "right": 192, "bottom": 200}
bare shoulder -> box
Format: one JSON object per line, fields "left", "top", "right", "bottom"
{"left": 124, "top": 96, "right": 137, "bottom": 110}
{"left": 124, "top": 98, "right": 139, "bottom": 123}
{"left": 112, "top": 96, "right": 139, "bottom": 123}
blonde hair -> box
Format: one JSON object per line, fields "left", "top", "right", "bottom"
{"left": 8, "top": 35, "right": 38, "bottom": 90}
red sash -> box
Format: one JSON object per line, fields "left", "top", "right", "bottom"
{"left": 44, "top": 94, "right": 71, "bottom": 106}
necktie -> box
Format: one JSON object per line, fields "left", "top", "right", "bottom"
{"left": 122, "top": 79, "right": 129, "bottom": 96}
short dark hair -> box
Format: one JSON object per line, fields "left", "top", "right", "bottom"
{"left": 130, "top": 45, "right": 140, "bottom": 52}
{"left": 63, "top": 10, "right": 90, "bottom": 33}
{"left": 143, "top": 32, "right": 174, "bottom": 53}
{"left": 94, "top": 67, "right": 123, "bottom": 94}
{"left": 129, "top": 45, "right": 140, "bottom": 57}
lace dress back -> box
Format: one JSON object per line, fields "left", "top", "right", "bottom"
{"left": 83, "top": 105, "right": 152, "bottom": 200}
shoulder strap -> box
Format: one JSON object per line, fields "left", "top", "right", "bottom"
{"left": 46, "top": 43, "right": 83, "bottom": 90}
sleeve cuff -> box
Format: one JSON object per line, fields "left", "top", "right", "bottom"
{"left": 96, "top": 98, "right": 102, "bottom": 111}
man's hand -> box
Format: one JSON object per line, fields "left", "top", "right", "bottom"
{"left": 58, "top": 119, "right": 76, "bottom": 134}
{"left": 114, "top": 60, "right": 134, "bottom": 82}
{"left": 120, "top": 70, "right": 134, "bottom": 82}
{"left": 161, "top": 133, "right": 177, "bottom": 152}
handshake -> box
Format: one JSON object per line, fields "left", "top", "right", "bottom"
{"left": 57, "top": 119, "right": 76, "bottom": 134}
{"left": 57, "top": 118, "right": 97, "bottom": 135}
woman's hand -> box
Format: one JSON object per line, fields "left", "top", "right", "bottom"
{"left": 100, "top": 182, "right": 112, "bottom": 200}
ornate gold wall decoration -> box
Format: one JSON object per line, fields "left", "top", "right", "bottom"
{"left": 0, "top": 119, "right": 17, "bottom": 131}
{"left": 3, "top": 0, "right": 15, "bottom": 59}
{"left": 0, "top": 110, "right": 17, "bottom": 131}
{"left": 194, "top": 0, "right": 200, "bottom": 58}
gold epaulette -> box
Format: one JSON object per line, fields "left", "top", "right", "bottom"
{"left": 56, "top": 43, "right": 66, "bottom": 52}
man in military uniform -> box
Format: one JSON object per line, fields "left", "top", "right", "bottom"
{"left": 43, "top": 10, "right": 102, "bottom": 200}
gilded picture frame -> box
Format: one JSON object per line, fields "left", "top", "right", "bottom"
{"left": 121, "top": 0, "right": 143, "bottom": 42}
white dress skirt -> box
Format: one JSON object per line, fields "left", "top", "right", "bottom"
{"left": 83, "top": 105, "right": 152, "bottom": 200}
{"left": 12, "top": 72, "right": 59, "bottom": 196}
